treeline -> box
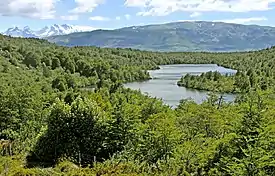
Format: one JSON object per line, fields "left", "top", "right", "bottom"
{"left": 1, "top": 34, "right": 275, "bottom": 175}
{"left": 177, "top": 71, "right": 251, "bottom": 93}
{"left": 176, "top": 47, "right": 275, "bottom": 93}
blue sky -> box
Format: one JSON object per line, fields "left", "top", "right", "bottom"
{"left": 1, "top": 0, "right": 275, "bottom": 31}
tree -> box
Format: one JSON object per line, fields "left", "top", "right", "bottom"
{"left": 52, "top": 76, "right": 67, "bottom": 91}
{"left": 52, "top": 57, "right": 61, "bottom": 69}
{"left": 23, "top": 51, "right": 41, "bottom": 68}
{"left": 217, "top": 92, "right": 267, "bottom": 175}
{"left": 65, "top": 59, "right": 75, "bottom": 74}
{"left": 28, "top": 98, "right": 107, "bottom": 166}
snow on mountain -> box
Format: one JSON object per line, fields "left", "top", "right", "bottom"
{"left": 2, "top": 26, "right": 37, "bottom": 38}
{"left": 36, "top": 24, "right": 96, "bottom": 37}
{"left": 1, "top": 24, "right": 96, "bottom": 38}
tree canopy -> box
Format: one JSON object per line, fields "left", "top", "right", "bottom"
{"left": 0, "top": 34, "right": 275, "bottom": 175}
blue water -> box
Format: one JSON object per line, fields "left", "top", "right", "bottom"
{"left": 124, "top": 64, "right": 237, "bottom": 107}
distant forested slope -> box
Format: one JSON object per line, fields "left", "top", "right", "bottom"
{"left": 47, "top": 21, "right": 275, "bottom": 52}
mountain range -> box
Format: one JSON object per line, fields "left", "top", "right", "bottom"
{"left": 2, "top": 21, "right": 275, "bottom": 52}
{"left": 47, "top": 21, "right": 275, "bottom": 52}
{"left": 1, "top": 24, "right": 96, "bottom": 38}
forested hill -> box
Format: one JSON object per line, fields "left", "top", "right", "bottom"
{"left": 47, "top": 21, "right": 275, "bottom": 52}
{"left": 1, "top": 34, "right": 275, "bottom": 175}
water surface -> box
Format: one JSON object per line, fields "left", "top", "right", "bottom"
{"left": 124, "top": 64, "right": 237, "bottom": 107}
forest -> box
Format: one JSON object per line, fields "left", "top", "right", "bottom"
{"left": 0, "top": 34, "right": 275, "bottom": 175}
{"left": 177, "top": 48, "right": 275, "bottom": 93}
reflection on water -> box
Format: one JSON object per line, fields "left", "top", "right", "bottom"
{"left": 124, "top": 64, "right": 237, "bottom": 108}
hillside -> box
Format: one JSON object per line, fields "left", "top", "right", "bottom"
{"left": 47, "top": 21, "right": 275, "bottom": 52}
{"left": 1, "top": 34, "right": 275, "bottom": 175}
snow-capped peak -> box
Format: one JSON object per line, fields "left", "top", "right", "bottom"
{"left": 37, "top": 24, "right": 78, "bottom": 37}
{"left": 6, "top": 26, "right": 20, "bottom": 33}
{"left": 1, "top": 24, "right": 96, "bottom": 38}
{"left": 2, "top": 26, "right": 36, "bottom": 38}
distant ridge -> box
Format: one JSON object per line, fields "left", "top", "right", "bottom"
{"left": 47, "top": 21, "right": 275, "bottom": 52}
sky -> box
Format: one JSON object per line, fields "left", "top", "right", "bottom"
{"left": 0, "top": 0, "right": 275, "bottom": 31}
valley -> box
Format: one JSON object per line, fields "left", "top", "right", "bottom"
{"left": 0, "top": 28, "right": 275, "bottom": 175}
{"left": 2, "top": 0, "right": 275, "bottom": 173}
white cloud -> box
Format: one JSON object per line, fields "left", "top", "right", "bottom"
{"left": 190, "top": 12, "right": 201, "bottom": 18}
{"left": 116, "top": 16, "right": 121, "bottom": 20}
{"left": 125, "top": 0, "right": 275, "bottom": 16}
{"left": 177, "top": 20, "right": 198, "bottom": 22}
{"left": 60, "top": 15, "right": 79, "bottom": 21}
{"left": 125, "top": 0, "right": 148, "bottom": 7}
{"left": 70, "top": 0, "right": 104, "bottom": 14}
{"left": 0, "top": 0, "right": 58, "bottom": 19}
{"left": 73, "top": 25, "right": 98, "bottom": 31}
{"left": 89, "top": 16, "right": 110, "bottom": 21}
{"left": 178, "top": 17, "right": 268, "bottom": 25}
{"left": 125, "top": 14, "right": 131, "bottom": 20}
{"left": 214, "top": 17, "right": 268, "bottom": 24}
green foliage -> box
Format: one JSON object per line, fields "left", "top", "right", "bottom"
{"left": 178, "top": 71, "right": 237, "bottom": 93}
{"left": 177, "top": 48, "right": 275, "bottom": 93}
{"left": 1, "top": 34, "right": 275, "bottom": 175}
{"left": 28, "top": 98, "right": 108, "bottom": 166}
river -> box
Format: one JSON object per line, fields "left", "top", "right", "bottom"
{"left": 124, "top": 64, "right": 237, "bottom": 108}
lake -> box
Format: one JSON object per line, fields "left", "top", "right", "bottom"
{"left": 124, "top": 64, "right": 237, "bottom": 108}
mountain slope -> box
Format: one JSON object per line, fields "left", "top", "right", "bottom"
{"left": 3, "top": 26, "right": 37, "bottom": 38}
{"left": 1, "top": 24, "right": 96, "bottom": 38}
{"left": 47, "top": 21, "right": 275, "bottom": 52}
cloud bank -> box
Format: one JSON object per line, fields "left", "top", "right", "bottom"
{"left": 125, "top": 0, "right": 275, "bottom": 16}
{"left": 0, "top": 0, "right": 58, "bottom": 19}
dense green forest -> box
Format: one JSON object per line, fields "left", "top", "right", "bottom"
{"left": 177, "top": 48, "right": 275, "bottom": 93}
{"left": 178, "top": 71, "right": 237, "bottom": 93}
{"left": 1, "top": 34, "right": 275, "bottom": 175}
